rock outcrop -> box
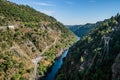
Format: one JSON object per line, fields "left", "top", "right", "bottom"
{"left": 112, "top": 53, "right": 120, "bottom": 80}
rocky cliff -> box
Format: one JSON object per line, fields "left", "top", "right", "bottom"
{"left": 112, "top": 53, "right": 120, "bottom": 80}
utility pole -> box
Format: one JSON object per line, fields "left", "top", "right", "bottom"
{"left": 102, "top": 35, "right": 111, "bottom": 56}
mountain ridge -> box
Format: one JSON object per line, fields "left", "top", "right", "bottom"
{"left": 56, "top": 13, "right": 120, "bottom": 80}
{"left": 65, "top": 22, "right": 101, "bottom": 37}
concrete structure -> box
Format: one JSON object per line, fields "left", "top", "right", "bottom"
{"left": 7, "top": 25, "right": 14, "bottom": 29}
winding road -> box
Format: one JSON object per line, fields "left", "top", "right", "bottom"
{"left": 32, "top": 37, "right": 58, "bottom": 80}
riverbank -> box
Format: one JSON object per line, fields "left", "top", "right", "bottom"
{"left": 39, "top": 49, "right": 69, "bottom": 80}
{"left": 45, "top": 49, "right": 69, "bottom": 80}
{"left": 39, "top": 37, "right": 80, "bottom": 80}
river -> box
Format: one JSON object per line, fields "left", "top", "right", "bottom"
{"left": 45, "top": 37, "right": 80, "bottom": 80}
{"left": 46, "top": 49, "right": 69, "bottom": 80}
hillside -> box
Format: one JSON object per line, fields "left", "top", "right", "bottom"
{"left": 66, "top": 23, "right": 99, "bottom": 37}
{"left": 0, "top": 0, "right": 77, "bottom": 80}
{"left": 55, "top": 14, "right": 120, "bottom": 80}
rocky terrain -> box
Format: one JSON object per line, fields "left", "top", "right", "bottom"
{"left": 56, "top": 14, "right": 120, "bottom": 80}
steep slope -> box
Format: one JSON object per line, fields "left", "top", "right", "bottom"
{"left": 0, "top": 0, "right": 77, "bottom": 80}
{"left": 56, "top": 14, "right": 120, "bottom": 80}
{"left": 66, "top": 23, "right": 99, "bottom": 37}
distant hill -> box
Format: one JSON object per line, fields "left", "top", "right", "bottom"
{"left": 56, "top": 14, "right": 120, "bottom": 80}
{"left": 0, "top": 0, "right": 77, "bottom": 79}
{"left": 66, "top": 23, "right": 100, "bottom": 37}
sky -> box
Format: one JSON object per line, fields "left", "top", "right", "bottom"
{"left": 9, "top": 0, "right": 120, "bottom": 25}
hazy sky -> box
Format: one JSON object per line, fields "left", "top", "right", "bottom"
{"left": 9, "top": 0, "right": 120, "bottom": 25}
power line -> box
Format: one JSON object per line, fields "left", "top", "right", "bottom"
{"left": 102, "top": 35, "right": 111, "bottom": 57}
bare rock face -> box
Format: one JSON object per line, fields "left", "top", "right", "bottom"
{"left": 55, "top": 49, "right": 64, "bottom": 59}
{"left": 112, "top": 53, "right": 120, "bottom": 80}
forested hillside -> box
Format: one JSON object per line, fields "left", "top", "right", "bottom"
{"left": 56, "top": 14, "right": 120, "bottom": 80}
{"left": 0, "top": 0, "right": 77, "bottom": 80}
{"left": 66, "top": 23, "right": 99, "bottom": 37}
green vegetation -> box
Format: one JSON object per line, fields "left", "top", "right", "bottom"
{"left": 56, "top": 13, "right": 120, "bottom": 80}
{"left": 0, "top": 0, "right": 77, "bottom": 79}
{"left": 66, "top": 23, "right": 99, "bottom": 37}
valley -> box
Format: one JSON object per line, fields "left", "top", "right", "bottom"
{"left": 66, "top": 23, "right": 98, "bottom": 37}
{"left": 0, "top": 0, "right": 120, "bottom": 80}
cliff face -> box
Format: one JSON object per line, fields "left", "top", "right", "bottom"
{"left": 0, "top": 0, "right": 77, "bottom": 79}
{"left": 112, "top": 53, "right": 120, "bottom": 80}
{"left": 56, "top": 14, "right": 120, "bottom": 80}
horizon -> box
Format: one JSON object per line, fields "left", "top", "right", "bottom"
{"left": 9, "top": 0, "right": 120, "bottom": 25}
